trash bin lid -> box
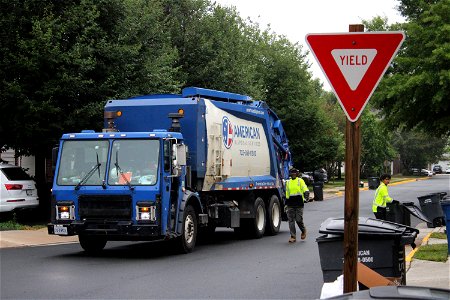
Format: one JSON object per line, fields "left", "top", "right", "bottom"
{"left": 402, "top": 202, "right": 432, "bottom": 223}
{"left": 319, "top": 217, "right": 419, "bottom": 236}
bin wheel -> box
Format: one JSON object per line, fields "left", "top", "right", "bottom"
{"left": 433, "top": 217, "right": 444, "bottom": 227}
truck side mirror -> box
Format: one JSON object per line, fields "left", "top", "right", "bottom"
{"left": 172, "top": 144, "right": 187, "bottom": 176}
{"left": 175, "top": 144, "right": 187, "bottom": 166}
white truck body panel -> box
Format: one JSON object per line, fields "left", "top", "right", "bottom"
{"left": 203, "top": 100, "right": 270, "bottom": 190}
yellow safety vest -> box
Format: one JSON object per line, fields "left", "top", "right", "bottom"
{"left": 372, "top": 182, "right": 393, "bottom": 212}
{"left": 286, "top": 177, "right": 308, "bottom": 200}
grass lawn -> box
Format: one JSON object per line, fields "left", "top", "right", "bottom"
{"left": 0, "top": 220, "right": 46, "bottom": 231}
{"left": 414, "top": 243, "right": 448, "bottom": 262}
{"left": 0, "top": 210, "right": 47, "bottom": 231}
{"left": 431, "top": 232, "right": 447, "bottom": 239}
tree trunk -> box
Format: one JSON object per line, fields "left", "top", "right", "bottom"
{"left": 35, "top": 150, "right": 51, "bottom": 222}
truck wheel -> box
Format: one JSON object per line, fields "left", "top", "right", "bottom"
{"left": 266, "top": 195, "right": 281, "bottom": 235}
{"left": 177, "top": 205, "right": 197, "bottom": 253}
{"left": 79, "top": 235, "right": 107, "bottom": 253}
{"left": 251, "top": 197, "right": 266, "bottom": 238}
{"left": 234, "top": 197, "right": 266, "bottom": 238}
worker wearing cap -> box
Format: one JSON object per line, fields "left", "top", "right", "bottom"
{"left": 372, "top": 173, "right": 394, "bottom": 220}
{"left": 285, "top": 168, "right": 309, "bottom": 243}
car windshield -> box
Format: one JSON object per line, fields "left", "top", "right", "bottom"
{"left": 108, "top": 139, "right": 159, "bottom": 186}
{"left": 57, "top": 140, "right": 109, "bottom": 186}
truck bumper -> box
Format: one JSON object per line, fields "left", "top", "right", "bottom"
{"left": 47, "top": 221, "right": 160, "bottom": 240}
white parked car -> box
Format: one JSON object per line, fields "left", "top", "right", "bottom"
{"left": 420, "top": 169, "right": 433, "bottom": 177}
{"left": 0, "top": 163, "right": 39, "bottom": 213}
{"left": 446, "top": 168, "right": 450, "bottom": 174}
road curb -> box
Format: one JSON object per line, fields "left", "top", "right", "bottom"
{"left": 405, "top": 232, "right": 432, "bottom": 262}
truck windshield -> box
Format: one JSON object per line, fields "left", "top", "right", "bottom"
{"left": 57, "top": 140, "right": 109, "bottom": 186}
{"left": 108, "top": 139, "right": 159, "bottom": 186}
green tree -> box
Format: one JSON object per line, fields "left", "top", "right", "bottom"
{"left": 252, "top": 31, "right": 341, "bottom": 171}
{"left": 360, "top": 111, "right": 396, "bottom": 177}
{"left": 392, "top": 129, "right": 448, "bottom": 173}
{"left": 0, "top": 0, "right": 180, "bottom": 211}
{"left": 370, "top": 0, "right": 450, "bottom": 136}
{"left": 163, "top": 0, "right": 262, "bottom": 96}
{"left": 320, "top": 92, "right": 345, "bottom": 179}
{"left": 164, "top": 0, "right": 341, "bottom": 171}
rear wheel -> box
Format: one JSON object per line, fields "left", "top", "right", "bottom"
{"left": 252, "top": 197, "right": 266, "bottom": 238}
{"left": 266, "top": 195, "right": 281, "bottom": 235}
{"left": 234, "top": 197, "right": 266, "bottom": 238}
{"left": 79, "top": 235, "right": 107, "bottom": 253}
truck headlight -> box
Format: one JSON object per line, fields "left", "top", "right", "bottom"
{"left": 136, "top": 202, "right": 156, "bottom": 222}
{"left": 56, "top": 202, "right": 75, "bottom": 220}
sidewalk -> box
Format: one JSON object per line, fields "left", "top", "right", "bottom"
{"left": 404, "top": 223, "right": 450, "bottom": 289}
{"left": 0, "top": 227, "right": 78, "bottom": 248}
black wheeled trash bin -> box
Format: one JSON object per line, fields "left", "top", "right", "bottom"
{"left": 386, "top": 201, "right": 431, "bottom": 226}
{"left": 368, "top": 177, "right": 380, "bottom": 190}
{"left": 312, "top": 182, "right": 324, "bottom": 201}
{"left": 417, "top": 194, "right": 445, "bottom": 228}
{"left": 316, "top": 217, "right": 418, "bottom": 286}
{"left": 386, "top": 201, "right": 405, "bottom": 225}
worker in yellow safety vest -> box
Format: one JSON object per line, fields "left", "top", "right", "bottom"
{"left": 372, "top": 173, "right": 394, "bottom": 220}
{"left": 285, "top": 168, "right": 309, "bottom": 243}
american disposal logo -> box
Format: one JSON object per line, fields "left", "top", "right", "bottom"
{"left": 222, "top": 116, "right": 233, "bottom": 149}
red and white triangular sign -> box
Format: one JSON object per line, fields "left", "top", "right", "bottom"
{"left": 306, "top": 32, "right": 405, "bottom": 121}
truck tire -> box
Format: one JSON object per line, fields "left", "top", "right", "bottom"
{"left": 176, "top": 205, "right": 197, "bottom": 253}
{"left": 250, "top": 197, "right": 266, "bottom": 238}
{"left": 234, "top": 197, "right": 266, "bottom": 238}
{"left": 78, "top": 235, "right": 107, "bottom": 253}
{"left": 266, "top": 195, "right": 281, "bottom": 235}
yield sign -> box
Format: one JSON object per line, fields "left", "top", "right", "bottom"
{"left": 306, "top": 32, "right": 405, "bottom": 121}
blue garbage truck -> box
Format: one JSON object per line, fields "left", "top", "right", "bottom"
{"left": 48, "top": 87, "right": 292, "bottom": 253}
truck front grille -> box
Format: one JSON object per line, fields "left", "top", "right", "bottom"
{"left": 78, "top": 195, "right": 132, "bottom": 220}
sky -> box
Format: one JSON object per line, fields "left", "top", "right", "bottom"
{"left": 214, "top": 0, "right": 405, "bottom": 91}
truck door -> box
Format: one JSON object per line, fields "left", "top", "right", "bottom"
{"left": 163, "top": 139, "right": 181, "bottom": 234}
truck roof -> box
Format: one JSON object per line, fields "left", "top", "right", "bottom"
{"left": 61, "top": 131, "right": 183, "bottom": 140}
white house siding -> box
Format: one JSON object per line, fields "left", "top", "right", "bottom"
{"left": 0, "top": 149, "right": 36, "bottom": 176}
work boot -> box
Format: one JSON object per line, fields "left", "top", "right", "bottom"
{"left": 288, "top": 236, "right": 296, "bottom": 243}
{"left": 301, "top": 229, "right": 307, "bottom": 240}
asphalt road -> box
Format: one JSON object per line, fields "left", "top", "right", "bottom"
{"left": 1, "top": 175, "right": 448, "bottom": 299}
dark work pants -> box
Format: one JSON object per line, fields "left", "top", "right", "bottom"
{"left": 287, "top": 207, "right": 305, "bottom": 238}
{"left": 374, "top": 207, "right": 387, "bottom": 220}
